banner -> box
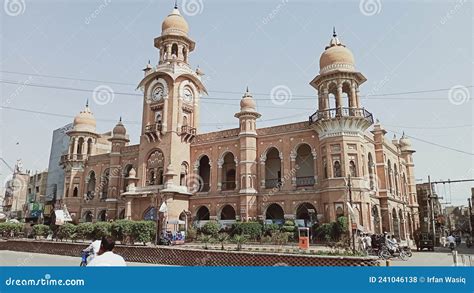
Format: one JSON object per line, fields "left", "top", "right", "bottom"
{"left": 0, "top": 267, "right": 472, "bottom": 293}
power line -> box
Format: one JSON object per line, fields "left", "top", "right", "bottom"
{"left": 1, "top": 73, "right": 471, "bottom": 100}
{"left": 385, "top": 123, "right": 474, "bottom": 130}
{"left": 386, "top": 128, "right": 474, "bottom": 156}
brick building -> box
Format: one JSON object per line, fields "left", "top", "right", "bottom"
{"left": 59, "top": 5, "right": 419, "bottom": 240}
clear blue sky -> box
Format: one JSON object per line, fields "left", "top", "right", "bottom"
{"left": 1, "top": 0, "right": 472, "bottom": 205}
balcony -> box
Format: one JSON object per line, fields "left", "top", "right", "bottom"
{"left": 309, "top": 107, "right": 373, "bottom": 124}
{"left": 181, "top": 125, "right": 196, "bottom": 143}
{"left": 221, "top": 181, "right": 236, "bottom": 191}
{"left": 144, "top": 123, "right": 162, "bottom": 142}
{"left": 60, "top": 154, "right": 87, "bottom": 164}
{"left": 296, "top": 176, "right": 315, "bottom": 187}
{"left": 265, "top": 179, "right": 282, "bottom": 189}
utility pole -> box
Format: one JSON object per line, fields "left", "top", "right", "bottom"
{"left": 428, "top": 176, "right": 436, "bottom": 241}
{"left": 468, "top": 198, "right": 473, "bottom": 238}
{"left": 347, "top": 175, "right": 356, "bottom": 253}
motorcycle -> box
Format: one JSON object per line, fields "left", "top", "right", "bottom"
{"left": 401, "top": 245, "right": 413, "bottom": 257}
{"left": 379, "top": 245, "right": 409, "bottom": 261}
{"left": 80, "top": 251, "right": 90, "bottom": 267}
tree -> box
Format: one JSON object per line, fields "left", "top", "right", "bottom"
{"left": 198, "top": 234, "right": 214, "bottom": 249}
{"left": 201, "top": 221, "right": 220, "bottom": 236}
{"left": 217, "top": 233, "right": 229, "bottom": 250}
{"left": 231, "top": 234, "right": 247, "bottom": 251}
{"left": 131, "top": 221, "right": 156, "bottom": 245}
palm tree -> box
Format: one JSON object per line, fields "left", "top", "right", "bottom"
{"left": 232, "top": 234, "right": 247, "bottom": 251}
{"left": 198, "top": 234, "right": 213, "bottom": 249}
{"left": 217, "top": 233, "right": 229, "bottom": 250}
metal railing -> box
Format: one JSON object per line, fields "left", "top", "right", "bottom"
{"left": 145, "top": 123, "right": 162, "bottom": 133}
{"left": 296, "top": 176, "right": 315, "bottom": 187}
{"left": 181, "top": 125, "right": 196, "bottom": 136}
{"left": 309, "top": 107, "right": 374, "bottom": 124}
{"left": 60, "top": 154, "right": 87, "bottom": 163}
{"left": 265, "top": 179, "right": 282, "bottom": 189}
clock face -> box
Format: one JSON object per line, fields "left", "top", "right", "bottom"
{"left": 183, "top": 87, "right": 193, "bottom": 103}
{"left": 152, "top": 85, "right": 164, "bottom": 102}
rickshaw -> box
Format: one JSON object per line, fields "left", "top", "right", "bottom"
{"left": 416, "top": 232, "right": 434, "bottom": 251}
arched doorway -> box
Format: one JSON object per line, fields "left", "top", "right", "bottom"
{"left": 392, "top": 208, "right": 399, "bottom": 239}
{"left": 295, "top": 202, "right": 317, "bottom": 227}
{"left": 83, "top": 211, "right": 93, "bottom": 222}
{"left": 399, "top": 209, "right": 405, "bottom": 240}
{"left": 221, "top": 153, "right": 236, "bottom": 190}
{"left": 295, "top": 144, "right": 315, "bottom": 187}
{"left": 97, "top": 210, "right": 107, "bottom": 222}
{"left": 118, "top": 209, "right": 125, "bottom": 220}
{"left": 220, "top": 205, "right": 236, "bottom": 220}
{"left": 265, "top": 203, "right": 285, "bottom": 224}
{"left": 265, "top": 148, "right": 281, "bottom": 188}
{"left": 372, "top": 205, "right": 380, "bottom": 234}
{"left": 198, "top": 156, "right": 211, "bottom": 192}
{"left": 195, "top": 206, "right": 210, "bottom": 228}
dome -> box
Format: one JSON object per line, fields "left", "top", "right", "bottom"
{"left": 161, "top": 7, "right": 189, "bottom": 36}
{"left": 319, "top": 30, "right": 355, "bottom": 74}
{"left": 73, "top": 103, "right": 96, "bottom": 133}
{"left": 240, "top": 88, "right": 257, "bottom": 112}
{"left": 113, "top": 118, "right": 126, "bottom": 136}
{"left": 399, "top": 133, "right": 412, "bottom": 149}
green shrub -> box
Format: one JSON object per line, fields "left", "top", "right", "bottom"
{"left": 32, "top": 224, "right": 50, "bottom": 238}
{"left": 201, "top": 221, "right": 220, "bottom": 236}
{"left": 111, "top": 220, "right": 133, "bottom": 242}
{"left": 198, "top": 234, "right": 214, "bottom": 249}
{"left": 0, "top": 222, "right": 24, "bottom": 238}
{"left": 186, "top": 226, "right": 197, "bottom": 241}
{"left": 94, "top": 222, "right": 112, "bottom": 239}
{"left": 58, "top": 223, "right": 76, "bottom": 240}
{"left": 232, "top": 222, "right": 262, "bottom": 240}
{"left": 263, "top": 223, "right": 280, "bottom": 236}
{"left": 76, "top": 223, "right": 95, "bottom": 241}
{"left": 131, "top": 221, "right": 156, "bottom": 245}
{"left": 216, "top": 233, "right": 229, "bottom": 250}
{"left": 271, "top": 231, "right": 290, "bottom": 245}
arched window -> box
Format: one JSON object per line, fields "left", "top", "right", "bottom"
{"left": 77, "top": 137, "right": 84, "bottom": 155}
{"left": 97, "top": 210, "right": 107, "bottom": 222}
{"left": 221, "top": 153, "right": 236, "bottom": 190}
{"left": 180, "top": 162, "right": 188, "bottom": 186}
{"left": 265, "top": 203, "right": 285, "bottom": 224}
{"left": 295, "top": 144, "right": 315, "bottom": 186}
{"left": 100, "top": 169, "right": 110, "bottom": 199}
{"left": 368, "top": 153, "right": 375, "bottom": 190}
{"left": 198, "top": 156, "right": 211, "bottom": 192}
{"left": 122, "top": 165, "right": 133, "bottom": 192}
{"left": 70, "top": 137, "right": 75, "bottom": 154}
{"left": 146, "top": 150, "right": 164, "bottom": 186}
{"left": 73, "top": 186, "right": 78, "bottom": 197}
{"left": 171, "top": 43, "right": 178, "bottom": 57}
{"left": 296, "top": 202, "right": 317, "bottom": 227}
{"left": 83, "top": 211, "right": 93, "bottom": 222}
{"left": 220, "top": 205, "right": 236, "bottom": 220}
{"left": 182, "top": 115, "right": 188, "bottom": 127}
{"left": 265, "top": 148, "right": 281, "bottom": 188}
{"left": 333, "top": 161, "right": 342, "bottom": 178}
{"left": 349, "top": 160, "right": 357, "bottom": 177}
{"left": 387, "top": 160, "right": 393, "bottom": 192}
{"left": 86, "top": 171, "right": 96, "bottom": 200}
{"left": 87, "top": 138, "right": 93, "bottom": 155}
{"left": 195, "top": 206, "right": 210, "bottom": 221}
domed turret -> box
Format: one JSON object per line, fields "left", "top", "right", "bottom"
{"left": 239, "top": 87, "right": 257, "bottom": 113}
{"left": 161, "top": 5, "right": 189, "bottom": 37}
{"left": 111, "top": 117, "right": 129, "bottom": 143}
{"left": 319, "top": 28, "right": 355, "bottom": 74}
{"left": 399, "top": 132, "right": 413, "bottom": 151}
{"left": 73, "top": 101, "right": 96, "bottom": 133}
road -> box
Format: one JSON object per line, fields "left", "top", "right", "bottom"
{"left": 391, "top": 245, "right": 474, "bottom": 266}
{"left": 0, "top": 251, "right": 160, "bottom": 266}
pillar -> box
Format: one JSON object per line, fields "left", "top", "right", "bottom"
{"left": 217, "top": 159, "right": 223, "bottom": 191}
{"left": 260, "top": 157, "right": 266, "bottom": 189}
{"left": 162, "top": 96, "right": 168, "bottom": 132}
{"left": 125, "top": 198, "right": 132, "bottom": 220}
{"left": 290, "top": 152, "right": 297, "bottom": 189}
{"left": 312, "top": 150, "right": 318, "bottom": 187}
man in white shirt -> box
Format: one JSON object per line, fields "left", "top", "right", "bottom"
{"left": 83, "top": 238, "right": 101, "bottom": 261}
{"left": 87, "top": 236, "right": 126, "bottom": 267}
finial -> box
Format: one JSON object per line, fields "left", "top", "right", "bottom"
{"left": 85, "top": 99, "right": 89, "bottom": 107}
{"left": 333, "top": 26, "right": 337, "bottom": 37}
{"left": 148, "top": 59, "right": 150, "bottom": 64}
{"left": 246, "top": 86, "right": 249, "bottom": 93}
{"left": 174, "top": 0, "right": 178, "bottom": 9}
{"left": 119, "top": 116, "right": 122, "bottom": 122}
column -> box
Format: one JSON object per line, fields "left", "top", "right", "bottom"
{"left": 260, "top": 157, "right": 266, "bottom": 189}
{"left": 234, "top": 158, "right": 240, "bottom": 190}
{"left": 290, "top": 152, "right": 297, "bottom": 189}
{"left": 162, "top": 96, "right": 168, "bottom": 132}
{"left": 350, "top": 85, "right": 357, "bottom": 115}
{"left": 336, "top": 84, "right": 343, "bottom": 115}
{"left": 217, "top": 159, "right": 223, "bottom": 191}
{"left": 177, "top": 96, "right": 183, "bottom": 129}
{"left": 125, "top": 198, "right": 132, "bottom": 220}
{"left": 356, "top": 88, "right": 361, "bottom": 108}
{"left": 312, "top": 150, "right": 318, "bottom": 186}
{"left": 73, "top": 138, "right": 78, "bottom": 157}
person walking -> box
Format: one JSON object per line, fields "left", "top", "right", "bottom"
{"left": 87, "top": 236, "right": 126, "bottom": 267}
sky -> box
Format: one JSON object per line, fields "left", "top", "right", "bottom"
{"left": 0, "top": 0, "right": 473, "bottom": 206}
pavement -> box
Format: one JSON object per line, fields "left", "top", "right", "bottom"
{"left": 0, "top": 251, "right": 160, "bottom": 266}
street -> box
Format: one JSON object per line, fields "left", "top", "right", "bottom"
{"left": 0, "top": 251, "right": 160, "bottom": 266}
{"left": 391, "top": 245, "right": 474, "bottom": 266}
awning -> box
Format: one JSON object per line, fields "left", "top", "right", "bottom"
{"left": 167, "top": 219, "right": 185, "bottom": 225}
{"left": 54, "top": 207, "right": 73, "bottom": 225}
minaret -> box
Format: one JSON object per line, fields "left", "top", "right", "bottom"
{"left": 308, "top": 29, "right": 374, "bottom": 224}
{"left": 106, "top": 118, "right": 130, "bottom": 220}
{"left": 235, "top": 88, "right": 261, "bottom": 221}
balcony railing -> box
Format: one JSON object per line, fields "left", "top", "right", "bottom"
{"left": 181, "top": 125, "right": 196, "bottom": 142}
{"left": 197, "top": 182, "right": 210, "bottom": 192}
{"left": 60, "top": 154, "right": 87, "bottom": 164}
{"left": 221, "top": 181, "right": 236, "bottom": 191}
{"left": 145, "top": 123, "right": 162, "bottom": 133}
{"left": 265, "top": 179, "right": 282, "bottom": 189}
{"left": 296, "top": 176, "right": 315, "bottom": 187}
{"left": 309, "top": 107, "right": 374, "bottom": 124}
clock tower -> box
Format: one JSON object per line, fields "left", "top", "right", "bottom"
{"left": 135, "top": 4, "right": 207, "bottom": 196}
